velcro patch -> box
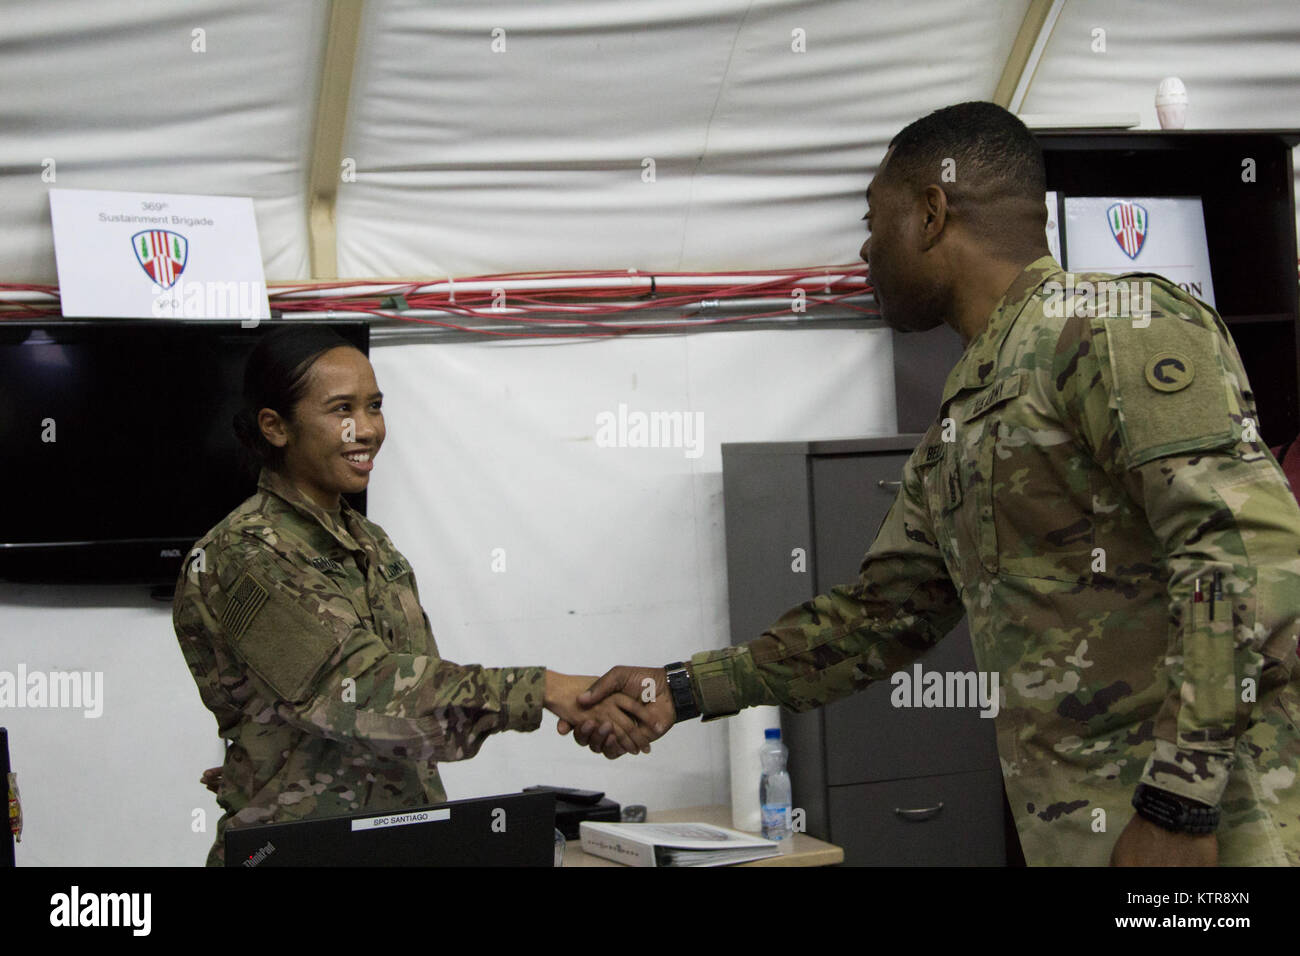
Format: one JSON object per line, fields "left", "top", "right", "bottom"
{"left": 696, "top": 672, "right": 739, "bottom": 717}
{"left": 1101, "top": 315, "right": 1234, "bottom": 467}
{"left": 223, "top": 565, "right": 340, "bottom": 702}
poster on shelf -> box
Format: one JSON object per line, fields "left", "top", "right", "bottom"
{"left": 1062, "top": 195, "right": 1215, "bottom": 308}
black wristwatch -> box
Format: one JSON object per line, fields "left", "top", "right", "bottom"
{"left": 663, "top": 661, "right": 700, "bottom": 721}
{"left": 1131, "top": 784, "right": 1220, "bottom": 834}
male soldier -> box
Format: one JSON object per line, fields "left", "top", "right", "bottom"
{"left": 565, "top": 101, "right": 1300, "bottom": 866}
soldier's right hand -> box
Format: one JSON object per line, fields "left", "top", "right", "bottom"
{"left": 544, "top": 670, "right": 658, "bottom": 756}
{"left": 560, "top": 666, "right": 676, "bottom": 758}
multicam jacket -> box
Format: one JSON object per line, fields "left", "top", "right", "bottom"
{"left": 689, "top": 255, "right": 1300, "bottom": 865}
{"left": 174, "top": 467, "right": 545, "bottom": 866}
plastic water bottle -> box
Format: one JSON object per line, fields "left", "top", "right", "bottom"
{"left": 759, "top": 727, "right": 792, "bottom": 841}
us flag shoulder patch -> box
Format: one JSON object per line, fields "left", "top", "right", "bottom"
{"left": 220, "top": 572, "right": 269, "bottom": 640}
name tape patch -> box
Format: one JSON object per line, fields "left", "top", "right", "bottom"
{"left": 309, "top": 556, "right": 346, "bottom": 575}
{"left": 963, "top": 372, "right": 1023, "bottom": 422}
{"left": 380, "top": 557, "right": 410, "bottom": 581}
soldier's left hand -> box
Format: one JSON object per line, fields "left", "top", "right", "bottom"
{"left": 1109, "top": 814, "right": 1217, "bottom": 866}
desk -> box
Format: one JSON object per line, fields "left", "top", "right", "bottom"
{"left": 562, "top": 804, "right": 844, "bottom": 867}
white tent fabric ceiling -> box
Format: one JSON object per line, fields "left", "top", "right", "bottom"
{"left": 6, "top": 0, "right": 1296, "bottom": 285}
{"left": 3, "top": 0, "right": 1300, "bottom": 867}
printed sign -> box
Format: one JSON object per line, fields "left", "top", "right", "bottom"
{"left": 49, "top": 188, "right": 270, "bottom": 319}
{"left": 1062, "top": 196, "right": 1215, "bottom": 307}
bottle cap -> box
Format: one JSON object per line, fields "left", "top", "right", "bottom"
{"left": 764, "top": 728, "right": 781, "bottom": 739}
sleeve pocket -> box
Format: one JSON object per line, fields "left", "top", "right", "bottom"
{"left": 1100, "top": 315, "right": 1236, "bottom": 469}
{"left": 224, "top": 568, "right": 342, "bottom": 703}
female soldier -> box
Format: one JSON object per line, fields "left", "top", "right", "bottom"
{"left": 173, "top": 325, "right": 653, "bottom": 865}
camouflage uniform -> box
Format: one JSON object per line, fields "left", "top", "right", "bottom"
{"left": 173, "top": 467, "right": 545, "bottom": 866}
{"left": 689, "top": 255, "right": 1300, "bottom": 865}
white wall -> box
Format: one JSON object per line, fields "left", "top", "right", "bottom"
{"left": 0, "top": 326, "right": 897, "bottom": 865}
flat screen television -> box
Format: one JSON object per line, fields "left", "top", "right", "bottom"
{"left": 0, "top": 319, "right": 369, "bottom": 586}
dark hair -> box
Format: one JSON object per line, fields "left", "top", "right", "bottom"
{"left": 232, "top": 324, "right": 359, "bottom": 478}
{"left": 885, "top": 101, "right": 1046, "bottom": 221}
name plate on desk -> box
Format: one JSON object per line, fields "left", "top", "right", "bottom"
{"left": 350, "top": 808, "right": 451, "bottom": 832}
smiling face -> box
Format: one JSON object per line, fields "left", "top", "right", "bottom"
{"left": 859, "top": 148, "right": 949, "bottom": 333}
{"left": 259, "top": 346, "right": 384, "bottom": 510}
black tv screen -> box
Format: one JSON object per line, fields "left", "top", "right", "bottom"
{"left": 0, "top": 319, "right": 369, "bottom": 585}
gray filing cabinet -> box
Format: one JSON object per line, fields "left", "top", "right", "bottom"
{"left": 721, "top": 436, "right": 1006, "bottom": 865}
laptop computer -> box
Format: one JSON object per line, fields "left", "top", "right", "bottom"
{"left": 225, "top": 790, "right": 556, "bottom": 867}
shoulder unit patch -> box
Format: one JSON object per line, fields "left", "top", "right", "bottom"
{"left": 1144, "top": 350, "right": 1195, "bottom": 393}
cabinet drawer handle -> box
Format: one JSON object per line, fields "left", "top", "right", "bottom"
{"left": 894, "top": 802, "right": 943, "bottom": 822}
{"left": 877, "top": 479, "right": 902, "bottom": 490}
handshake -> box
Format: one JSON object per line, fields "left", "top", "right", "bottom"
{"left": 543, "top": 667, "right": 678, "bottom": 759}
